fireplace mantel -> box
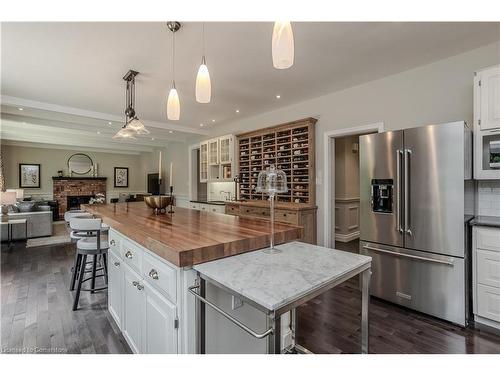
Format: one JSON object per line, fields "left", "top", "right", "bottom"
{"left": 52, "top": 177, "right": 107, "bottom": 180}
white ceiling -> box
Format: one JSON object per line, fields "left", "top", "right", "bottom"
{"left": 1, "top": 22, "right": 499, "bottom": 151}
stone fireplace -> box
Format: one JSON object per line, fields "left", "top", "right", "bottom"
{"left": 52, "top": 177, "right": 107, "bottom": 219}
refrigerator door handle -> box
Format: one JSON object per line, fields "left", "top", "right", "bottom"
{"left": 396, "top": 149, "right": 403, "bottom": 233}
{"left": 362, "top": 245, "right": 454, "bottom": 266}
{"left": 404, "top": 149, "right": 412, "bottom": 236}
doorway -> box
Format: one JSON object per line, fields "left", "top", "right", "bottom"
{"left": 322, "top": 122, "right": 384, "bottom": 248}
{"left": 333, "top": 134, "right": 362, "bottom": 253}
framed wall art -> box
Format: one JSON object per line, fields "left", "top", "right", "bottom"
{"left": 19, "top": 163, "right": 41, "bottom": 188}
{"left": 114, "top": 167, "right": 129, "bottom": 188}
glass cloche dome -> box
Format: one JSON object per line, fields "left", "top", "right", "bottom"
{"left": 256, "top": 165, "right": 288, "bottom": 253}
{"left": 256, "top": 165, "right": 288, "bottom": 195}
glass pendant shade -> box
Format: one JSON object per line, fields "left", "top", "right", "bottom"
{"left": 256, "top": 164, "right": 288, "bottom": 194}
{"left": 127, "top": 117, "right": 150, "bottom": 134}
{"left": 167, "top": 86, "right": 180, "bottom": 121}
{"left": 195, "top": 58, "right": 211, "bottom": 103}
{"left": 272, "top": 21, "right": 294, "bottom": 69}
{"left": 113, "top": 126, "right": 137, "bottom": 140}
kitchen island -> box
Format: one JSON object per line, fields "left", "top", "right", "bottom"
{"left": 82, "top": 202, "right": 303, "bottom": 354}
{"left": 81, "top": 202, "right": 370, "bottom": 354}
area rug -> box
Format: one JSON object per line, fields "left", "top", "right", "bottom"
{"left": 26, "top": 222, "right": 72, "bottom": 248}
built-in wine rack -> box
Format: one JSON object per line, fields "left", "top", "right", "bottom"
{"left": 237, "top": 118, "right": 316, "bottom": 204}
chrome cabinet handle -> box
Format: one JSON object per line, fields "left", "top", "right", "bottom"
{"left": 132, "top": 281, "right": 139, "bottom": 287}
{"left": 110, "top": 239, "right": 116, "bottom": 245}
{"left": 404, "top": 149, "right": 412, "bottom": 236}
{"left": 114, "top": 261, "right": 120, "bottom": 267}
{"left": 136, "top": 284, "right": 144, "bottom": 291}
{"left": 148, "top": 269, "right": 159, "bottom": 280}
{"left": 125, "top": 251, "right": 133, "bottom": 259}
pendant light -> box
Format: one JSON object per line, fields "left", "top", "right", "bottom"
{"left": 167, "top": 22, "right": 181, "bottom": 121}
{"left": 272, "top": 21, "right": 294, "bottom": 69}
{"left": 113, "top": 70, "right": 148, "bottom": 139}
{"left": 196, "top": 23, "right": 211, "bottom": 103}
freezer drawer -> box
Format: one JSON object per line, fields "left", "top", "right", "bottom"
{"left": 360, "top": 241, "right": 466, "bottom": 326}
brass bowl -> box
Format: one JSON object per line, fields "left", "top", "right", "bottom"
{"left": 144, "top": 195, "right": 172, "bottom": 214}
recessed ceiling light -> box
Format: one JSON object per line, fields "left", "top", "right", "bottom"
{"left": 108, "top": 121, "right": 112, "bottom": 125}
{"left": 169, "top": 130, "right": 173, "bottom": 134}
{"left": 200, "top": 123, "right": 204, "bottom": 127}
{"left": 97, "top": 131, "right": 101, "bottom": 135}
{"left": 151, "top": 137, "right": 155, "bottom": 141}
{"left": 18, "top": 107, "right": 24, "bottom": 111}
{"left": 276, "top": 95, "right": 281, "bottom": 99}
{"left": 235, "top": 109, "right": 240, "bottom": 113}
{"left": 211, "top": 119, "right": 215, "bottom": 123}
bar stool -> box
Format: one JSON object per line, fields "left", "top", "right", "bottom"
{"left": 70, "top": 218, "right": 109, "bottom": 311}
{"left": 66, "top": 210, "right": 109, "bottom": 290}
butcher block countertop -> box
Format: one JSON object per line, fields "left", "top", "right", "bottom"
{"left": 82, "top": 202, "right": 303, "bottom": 268}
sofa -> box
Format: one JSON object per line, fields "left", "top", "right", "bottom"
{"left": 1, "top": 202, "right": 53, "bottom": 241}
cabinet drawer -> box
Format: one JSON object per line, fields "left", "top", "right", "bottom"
{"left": 109, "top": 229, "right": 122, "bottom": 256}
{"left": 477, "top": 284, "right": 500, "bottom": 322}
{"left": 477, "top": 249, "right": 500, "bottom": 288}
{"left": 190, "top": 202, "right": 200, "bottom": 210}
{"left": 274, "top": 210, "right": 298, "bottom": 224}
{"left": 475, "top": 227, "right": 500, "bottom": 253}
{"left": 240, "top": 206, "right": 270, "bottom": 218}
{"left": 121, "top": 239, "right": 143, "bottom": 274}
{"left": 208, "top": 205, "right": 225, "bottom": 214}
{"left": 142, "top": 251, "right": 177, "bottom": 303}
{"left": 200, "top": 204, "right": 208, "bottom": 212}
{"left": 225, "top": 204, "right": 239, "bottom": 215}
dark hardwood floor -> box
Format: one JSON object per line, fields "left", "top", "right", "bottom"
{"left": 2, "top": 238, "right": 500, "bottom": 354}
{"left": 1, "top": 241, "right": 131, "bottom": 354}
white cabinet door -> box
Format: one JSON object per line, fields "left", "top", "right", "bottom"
{"left": 122, "top": 264, "right": 145, "bottom": 353}
{"left": 208, "top": 138, "right": 219, "bottom": 165}
{"left": 208, "top": 205, "right": 225, "bottom": 214}
{"left": 477, "top": 284, "right": 500, "bottom": 322}
{"left": 143, "top": 282, "right": 178, "bottom": 354}
{"left": 479, "top": 65, "right": 500, "bottom": 131}
{"left": 200, "top": 141, "right": 208, "bottom": 182}
{"left": 108, "top": 251, "right": 123, "bottom": 329}
{"left": 219, "top": 135, "right": 233, "bottom": 164}
{"left": 199, "top": 203, "right": 208, "bottom": 212}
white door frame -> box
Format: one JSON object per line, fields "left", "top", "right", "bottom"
{"left": 323, "top": 122, "right": 385, "bottom": 248}
{"left": 188, "top": 143, "right": 200, "bottom": 200}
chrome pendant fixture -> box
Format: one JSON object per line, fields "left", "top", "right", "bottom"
{"left": 167, "top": 22, "right": 181, "bottom": 121}
{"left": 272, "top": 21, "right": 294, "bottom": 69}
{"left": 195, "top": 23, "right": 211, "bottom": 103}
{"left": 113, "top": 70, "right": 149, "bottom": 139}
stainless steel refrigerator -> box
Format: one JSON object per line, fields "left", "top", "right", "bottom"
{"left": 359, "top": 121, "right": 473, "bottom": 326}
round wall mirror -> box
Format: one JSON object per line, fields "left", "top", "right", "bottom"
{"left": 68, "top": 153, "right": 93, "bottom": 175}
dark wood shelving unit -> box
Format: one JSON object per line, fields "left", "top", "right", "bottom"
{"left": 237, "top": 117, "right": 316, "bottom": 205}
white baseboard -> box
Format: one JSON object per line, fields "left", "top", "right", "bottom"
{"left": 335, "top": 231, "right": 360, "bottom": 243}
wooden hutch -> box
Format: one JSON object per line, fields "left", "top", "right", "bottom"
{"left": 225, "top": 117, "right": 318, "bottom": 244}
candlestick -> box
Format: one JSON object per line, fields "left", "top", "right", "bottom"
{"left": 168, "top": 185, "right": 174, "bottom": 213}
{"left": 158, "top": 151, "right": 162, "bottom": 180}
{"left": 169, "top": 162, "right": 173, "bottom": 188}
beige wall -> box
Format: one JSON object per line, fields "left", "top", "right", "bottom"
{"left": 205, "top": 41, "right": 500, "bottom": 246}
{"left": 334, "top": 135, "right": 360, "bottom": 199}
{"left": 0, "top": 144, "right": 166, "bottom": 200}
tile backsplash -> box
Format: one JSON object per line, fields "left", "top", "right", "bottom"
{"left": 477, "top": 180, "right": 500, "bottom": 216}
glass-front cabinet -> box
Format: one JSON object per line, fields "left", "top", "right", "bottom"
{"left": 200, "top": 141, "right": 208, "bottom": 182}
{"left": 219, "top": 135, "right": 233, "bottom": 164}
{"left": 208, "top": 139, "right": 219, "bottom": 165}
{"left": 200, "top": 135, "right": 235, "bottom": 182}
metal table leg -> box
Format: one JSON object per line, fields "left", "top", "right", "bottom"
{"left": 361, "top": 268, "right": 372, "bottom": 354}
{"left": 267, "top": 313, "right": 281, "bottom": 354}
{"left": 195, "top": 277, "right": 206, "bottom": 354}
